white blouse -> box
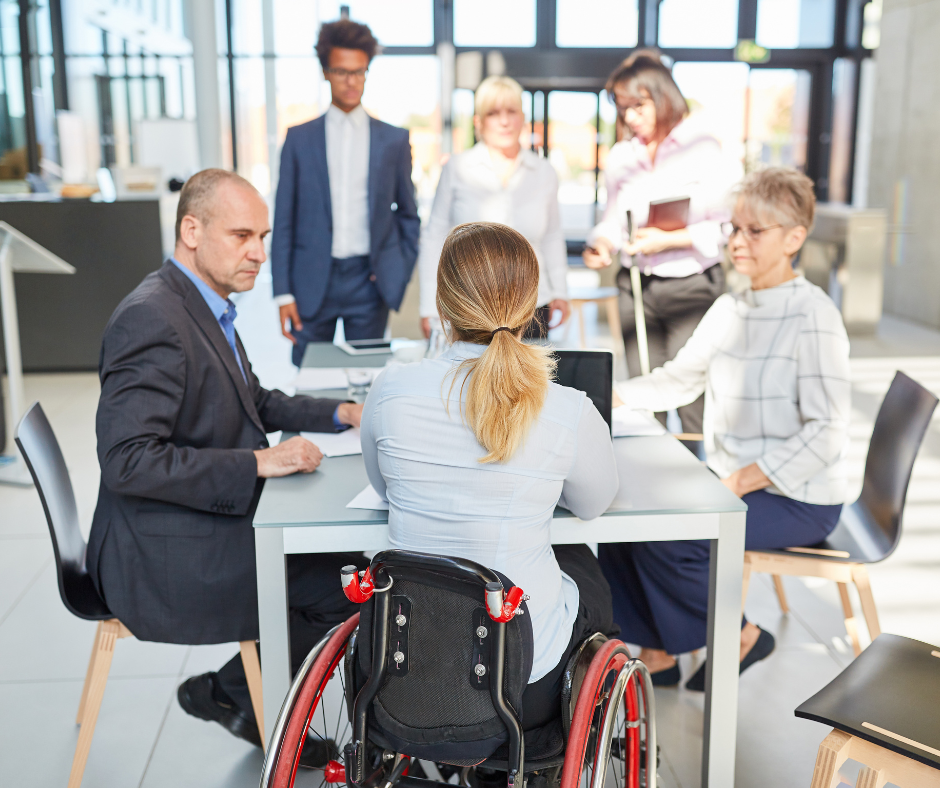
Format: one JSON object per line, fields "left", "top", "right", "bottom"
{"left": 418, "top": 144, "right": 568, "bottom": 317}
{"left": 588, "top": 115, "right": 743, "bottom": 278}
{"left": 616, "top": 277, "right": 851, "bottom": 505}
{"left": 360, "top": 342, "right": 619, "bottom": 681}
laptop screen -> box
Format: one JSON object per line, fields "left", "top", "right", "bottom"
{"left": 553, "top": 349, "right": 613, "bottom": 432}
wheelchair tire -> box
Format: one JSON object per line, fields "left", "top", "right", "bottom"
{"left": 264, "top": 614, "right": 370, "bottom": 788}
{"left": 559, "top": 639, "right": 650, "bottom": 788}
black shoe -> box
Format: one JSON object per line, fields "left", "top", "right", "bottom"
{"left": 177, "top": 672, "right": 262, "bottom": 748}
{"left": 684, "top": 627, "right": 776, "bottom": 692}
{"left": 650, "top": 663, "right": 680, "bottom": 687}
{"left": 298, "top": 735, "right": 340, "bottom": 769}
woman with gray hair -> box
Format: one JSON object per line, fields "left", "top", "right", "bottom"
{"left": 599, "top": 167, "right": 851, "bottom": 691}
{"left": 418, "top": 76, "right": 569, "bottom": 339}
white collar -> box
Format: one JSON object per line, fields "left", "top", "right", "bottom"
{"left": 326, "top": 103, "right": 369, "bottom": 127}
{"left": 469, "top": 142, "right": 539, "bottom": 171}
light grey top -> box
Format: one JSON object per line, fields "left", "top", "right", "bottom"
{"left": 359, "top": 342, "right": 618, "bottom": 682}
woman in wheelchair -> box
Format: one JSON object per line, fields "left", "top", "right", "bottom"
{"left": 361, "top": 221, "right": 620, "bottom": 721}
{"left": 261, "top": 222, "right": 658, "bottom": 788}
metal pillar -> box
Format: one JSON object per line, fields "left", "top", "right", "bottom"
{"left": 185, "top": 0, "right": 223, "bottom": 169}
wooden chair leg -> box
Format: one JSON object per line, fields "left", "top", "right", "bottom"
{"left": 604, "top": 296, "right": 626, "bottom": 371}
{"left": 772, "top": 575, "right": 790, "bottom": 614}
{"left": 68, "top": 619, "right": 121, "bottom": 788}
{"left": 851, "top": 564, "right": 882, "bottom": 644}
{"left": 810, "top": 729, "right": 853, "bottom": 788}
{"left": 240, "top": 640, "right": 265, "bottom": 750}
{"left": 741, "top": 553, "right": 753, "bottom": 614}
{"left": 76, "top": 622, "right": 104, "bottom": 724}
{"left": 854, "top": 766, "right": 886, "bottom": 788}
{"left": 837, "top": 583, "right": 863, "bottom": 656}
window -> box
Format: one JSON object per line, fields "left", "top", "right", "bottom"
{"left": 314, "top": 0, "right": 434, "bottom": 48}
{"left": 756, "top": 0, "right": 836, "bottom": 49}
{"left": 672, "top": 62, "right": 750, "bottom": 163}
{"left": 658, "top": 0, "right": 739, "bottom": 49}
{"left": 453, "top": 0, "right": 537, "bottom": 47}
{"left": 744, "top": 68, "right": 810, "bottom": 172}
{"left": 556, "top": 0, "right": 638, "bottom": 48}
{"left": 547, "top": 91, "right": 599, "bottom": 235}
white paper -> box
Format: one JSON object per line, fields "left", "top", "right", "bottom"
{"left": 347, "top": 484, "right": 389, "bottom": 511}
{"left": 300, "top": 428, "right": 363, "bottom": 457}
{"left": 293, "top": 367, "right": 376, "bottom": 391}
{"left": 611, "top": 406, "right": 667, "bottom": 438}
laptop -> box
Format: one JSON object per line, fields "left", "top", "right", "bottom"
{"left": 553, "top": 349, "right": 614, "bottom": 432}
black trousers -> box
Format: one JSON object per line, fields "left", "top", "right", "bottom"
{"left": 520, "top": 545, "right": 619, "bottom": 729}
{"left": 617, "top": 265, "right": 725, "bottom": 434}
{"left": 217, "top": 551, "right": 363, "bottom": 717}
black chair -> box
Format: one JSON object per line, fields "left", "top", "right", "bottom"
{"left": 15, "top": 402, "right": 265, "bottom": 788}
{"left": 743, "top": 371, "right": 938, "bottom": 655}
{"left": 260, "top": 550, "right": 658, "bottom": 788}
{"left": 796, "top": 633, "right": 940, "bottom": 786}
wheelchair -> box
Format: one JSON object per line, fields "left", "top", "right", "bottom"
{"left": 260, "top": 550, "right": 657, "bottom": 788}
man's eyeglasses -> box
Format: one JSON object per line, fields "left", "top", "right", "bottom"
{"left": 324, "top": 67, "right": 368, "bottom": 81}
{"left": 721, "top": 222, "right": 782, "bottom": 243}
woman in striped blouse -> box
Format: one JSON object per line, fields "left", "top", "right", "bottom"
{"left": 600, "top": 167, "right": 851, "bottom": 690}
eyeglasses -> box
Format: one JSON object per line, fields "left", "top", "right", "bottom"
{"left": 324, "top": 67, "right": 368, "bottom": 81}
{"left": 721, "top": 222, "right": 782, "bottom": 243}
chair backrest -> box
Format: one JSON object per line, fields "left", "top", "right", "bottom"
{"left": 15, "top": 402, "right": 111, "bottom": 620}
{"left": 353, "top": 550, "right": 532, "bottom": 767}
{"left": 856, "top": 371, "right": 938, "bottom": 558}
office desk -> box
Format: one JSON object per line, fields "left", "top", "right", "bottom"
{"left": 254, "top": 344, "right": 747, "bottom": 787}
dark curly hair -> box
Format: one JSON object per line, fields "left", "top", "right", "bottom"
{"left": 315, "top": 19, "right": 379, "bottom": 69}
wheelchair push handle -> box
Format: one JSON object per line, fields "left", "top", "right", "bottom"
{"left": 485, "top": 581, "right": 527, "bottom": 622}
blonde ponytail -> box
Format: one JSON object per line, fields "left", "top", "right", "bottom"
{"left": 437, "top": 223, "right": 556, "bottom": 464}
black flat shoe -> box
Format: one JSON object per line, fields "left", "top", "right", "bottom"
{"left": 684, "top": 627, "right": 776, "bottom": 692}
{"left": 177, "top": 672, "right": 262, "bottom": 748}
{"left": 650, "top": 663, "right": 680, "bottom": 687}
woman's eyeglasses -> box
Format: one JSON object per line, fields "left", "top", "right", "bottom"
{"left": 721, "top": 222, "right": 782, "bottom": 243}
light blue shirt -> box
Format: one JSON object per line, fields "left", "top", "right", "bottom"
{"left": 360, "top": 342, "right": 619, "bottom": 682}
{"left": 170, "top": 258, "right": 246, "bottom": 383}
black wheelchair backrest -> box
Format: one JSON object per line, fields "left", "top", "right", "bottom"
{"left": 348, "top": 550, "right": 533, "bottom": 772}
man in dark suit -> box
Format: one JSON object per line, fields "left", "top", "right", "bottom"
{"left": 87, "top": 169, "right": 362, "bottom": 756}
{"left": 272, "top": 18, "right": 420, "bottom": 366}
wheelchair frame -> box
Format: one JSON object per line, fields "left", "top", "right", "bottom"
{"left": 260, "top": 550, "right": 657, "bottom": 788}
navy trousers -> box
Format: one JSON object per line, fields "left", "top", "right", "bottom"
{"left": 597, "top": 489, "right": 843, "bottom": 654}
{"left": 291, "top": 255, "right": 389, "bottom": 366}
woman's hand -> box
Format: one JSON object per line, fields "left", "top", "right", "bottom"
{"left": 420, "top": 317, "right": 432, "bottom": 339}
{"left": 583, "top": 238, "right": 614, "bottom": 269}
{"left": 548, "top": 299, "right": 571, "bottom": 328}
{"left": 721, "top": 463, "right": 771, "bottom": 498}
{"left": 625, "top": 227, "right": 693, "bottom": 257}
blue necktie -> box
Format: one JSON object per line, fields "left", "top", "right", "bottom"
{"left": 219, "top": 302, "right": 247, "bottom": 383}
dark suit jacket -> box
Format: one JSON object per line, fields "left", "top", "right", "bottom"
{"left": 270, "top": 112, "right": 420, "bottom": 318}
{"left": 87, "top": 262, "right": 344, "bottom": 644}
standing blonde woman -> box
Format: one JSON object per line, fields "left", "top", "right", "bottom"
{"left": 362, "top": 222, "right": 618, "bottom": 726}
{"left": 418, "top": 76, "right": 569, "bottom": 339}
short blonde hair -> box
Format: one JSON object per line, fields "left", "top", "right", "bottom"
{"left": 736, "top": 167, "right": 816, "bottom": 232}
{"left": 474, "top": 76, "right": 524, "bottom": 118}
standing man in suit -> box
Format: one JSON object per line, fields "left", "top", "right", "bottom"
{"left": 272, "top": 18, "right": 420, "bottom": 365}
{"left": 88, "top": 169, "right": 363, "bottom": 759}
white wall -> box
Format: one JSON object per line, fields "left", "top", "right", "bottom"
{"left": 868, "top": 0, "right": 940, "bottom": 328}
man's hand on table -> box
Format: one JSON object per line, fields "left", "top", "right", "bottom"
{"left": 336, "top": 402, "right": 363, "bottom": 429}
{"left": 255, "top": 436, "right": 323, "bottom": 478}
{"left": 721, "top": 463, "right": 771, "bottom": 498}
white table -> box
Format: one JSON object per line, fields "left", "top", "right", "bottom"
{"left": 253, "top": 383, "right": 747, "bottom": 787}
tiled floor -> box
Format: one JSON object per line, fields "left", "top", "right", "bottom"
{"left": 2, "top": 277, "right": 939, "bottom": 787}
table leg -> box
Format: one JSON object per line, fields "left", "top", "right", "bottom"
{"left": 255, "top": 527, "right": 291, "bottom": 746}
{"left": 702, "top": 510, "right": 746, "bottom": 787}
